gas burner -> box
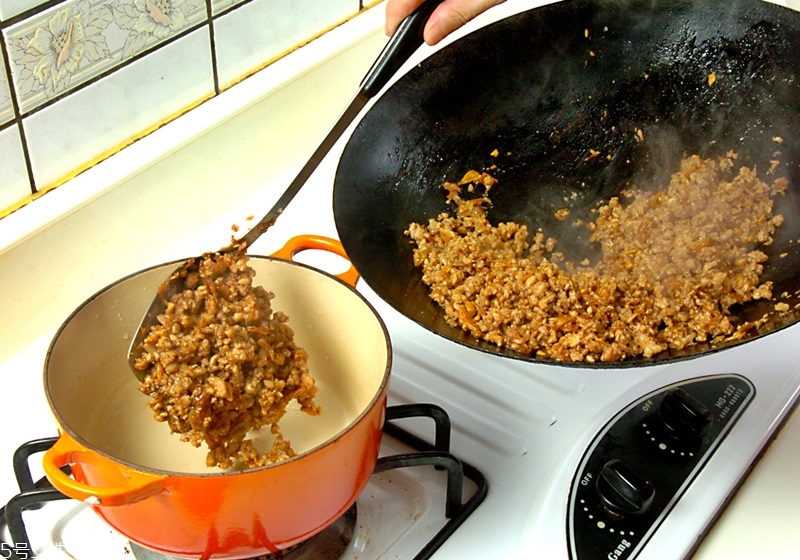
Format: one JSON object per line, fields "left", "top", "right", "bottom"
{"left": 128, "top": 506, "right": 356, "bottom": 560}
{"left": 0, "top": 404, "right": 487, "bottom": 560}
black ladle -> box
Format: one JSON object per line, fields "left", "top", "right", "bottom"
{"left": 128, "top": 0, "right": 444, "bottom": 377}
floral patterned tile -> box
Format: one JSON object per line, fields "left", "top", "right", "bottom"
{"left": 0, "top": 48, "right": 13, "bottom": 126}
{"left": 4, "top": 0, "right": 208, "bottom": 114}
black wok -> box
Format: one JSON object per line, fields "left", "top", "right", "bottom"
{"left": 333, "top": 0, "right": 800, "bottom": 367}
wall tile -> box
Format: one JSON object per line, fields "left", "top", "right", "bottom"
{"left": 0, "top": 0, "right": 43, "bottom": 21}
{"left": 4, "top": 0, "right": 209, "bottom": 115}
{"left": 210, "top": 0, "right": 246, "bottom": 17}
{"left": 0, "top": 47, "right": 12, "bottom": 126}
{"left": 23, "top": 26, "right": 214, "bottom": 189}
{"left": 213, "top": 0, "right": 358, "bottom": 89}
{"left": 0, "top": 0, "right": 369, "bottom": 221}
{"left": 0, "top": 124, "right": 30, "bottom": 211}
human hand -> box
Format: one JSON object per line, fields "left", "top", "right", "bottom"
{"left": 385, "top": 0, "right": 507, "bottom": 45}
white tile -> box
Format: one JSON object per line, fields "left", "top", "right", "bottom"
{"left": 23, "top": 26, "right": 214, "bottom": 189}
{"left": 0, "top": 124, "right": 31, "bottom": 213}
{"left": 213, "top": 0, "right": 359, "bottom": 89}
{"left": 211, "top": 0, "right": 245, "bottom": 17}
{"left": 5, "top": 0, "right": 209, "bottom": 114}
{"left": 0, "top": 0, "right": 43, "bottom": 21}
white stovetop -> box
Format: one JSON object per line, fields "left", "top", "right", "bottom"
{"left": 1, "top": 1, "right": 800, "bottom": 558}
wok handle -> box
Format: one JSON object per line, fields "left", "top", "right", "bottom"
{"left": 271, "top": 235, "right": 360, "bottom": 287}
{"left": 360, "top": 0, "right": 445, "bottom": 97}
{"left": 42, "top": 431, "right": 166, "bottom": 507}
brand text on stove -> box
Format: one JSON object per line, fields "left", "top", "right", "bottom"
{"left": 607, "top": 538, "right": 632, "bottom": 559}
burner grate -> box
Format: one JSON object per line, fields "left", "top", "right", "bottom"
{"left": 0, "top": 404, "right": 487, "bottom": 560}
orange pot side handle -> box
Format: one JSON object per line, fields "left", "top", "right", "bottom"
{"left": 271, "top": 235, "right": 360, "bottom": 287}
{"left": 42, "top": 431, "right": 167, "bottom": 507}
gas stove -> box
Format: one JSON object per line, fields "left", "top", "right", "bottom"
{"left": 1, "top": 1, "right": 800, "bottom": 559}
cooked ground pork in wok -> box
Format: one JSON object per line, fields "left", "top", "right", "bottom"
{"left": 406, "top": 153, "right": 787, "bottom": 363}
{"left": 134, "top": 249, "right": 320, "bottom": 469}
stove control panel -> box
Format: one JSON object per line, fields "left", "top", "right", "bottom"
{"left": 567, "top": 374, "right": 754, "bottom": 560}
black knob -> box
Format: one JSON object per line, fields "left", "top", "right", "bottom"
{"left": 658, "top": 388, "right": 713, "bottom": 439}
{"left": 596, "top": 459, "right": 655, "bottom": 516}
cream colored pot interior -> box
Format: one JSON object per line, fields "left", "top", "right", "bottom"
{"left": 45, "top": 257, "right": 390, "bottom": 474}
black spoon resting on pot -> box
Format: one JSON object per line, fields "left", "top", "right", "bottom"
{"left": 127, "top": 0, "right": 444, "bottom": 378}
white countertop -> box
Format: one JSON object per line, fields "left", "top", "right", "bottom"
{"left": 693, "top": 404, "right": 800, "bottom": 558}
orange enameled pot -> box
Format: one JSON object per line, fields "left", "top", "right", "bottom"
{"left": 42, "top": 236, "right": 391, "bottom": 559}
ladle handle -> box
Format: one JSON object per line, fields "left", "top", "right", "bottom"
{"left": 42, "top": 431, "right": 166, "bottom": 507}
{"left": 361, "top": 0, "right": 445, "bottom": 96}
{"left": 236, "top": 0, "right": 442, "bottom": 250}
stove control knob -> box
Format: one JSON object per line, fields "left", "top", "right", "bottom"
{"left": 596, "top": 459, "right": 655, "bottom": 516}
{"left": 658, "top": 388, "right": 713, "bottom": 439}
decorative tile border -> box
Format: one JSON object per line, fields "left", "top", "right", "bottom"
{"left": 5, "top": 0, "right": 208, "bottom": 114}
{"left": 0, "top": 47, "right": 12, "bottom": 125}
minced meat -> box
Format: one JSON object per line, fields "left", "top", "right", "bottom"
{"left": 134, "top": 248, "right": 320, "bottom": 469}
{"left": 406, "top": 152, "right": 787, "bottom": 363}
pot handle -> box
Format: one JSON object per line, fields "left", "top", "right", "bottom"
{"left": 271, "top": 235, "right": 360, "bottom": 287}
{"left": 42, "top": 431, "right": 167, "bottom": 507}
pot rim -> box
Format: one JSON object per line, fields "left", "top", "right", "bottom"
{"left": 44, "top": 252, "right": 393, "bottom": 477}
